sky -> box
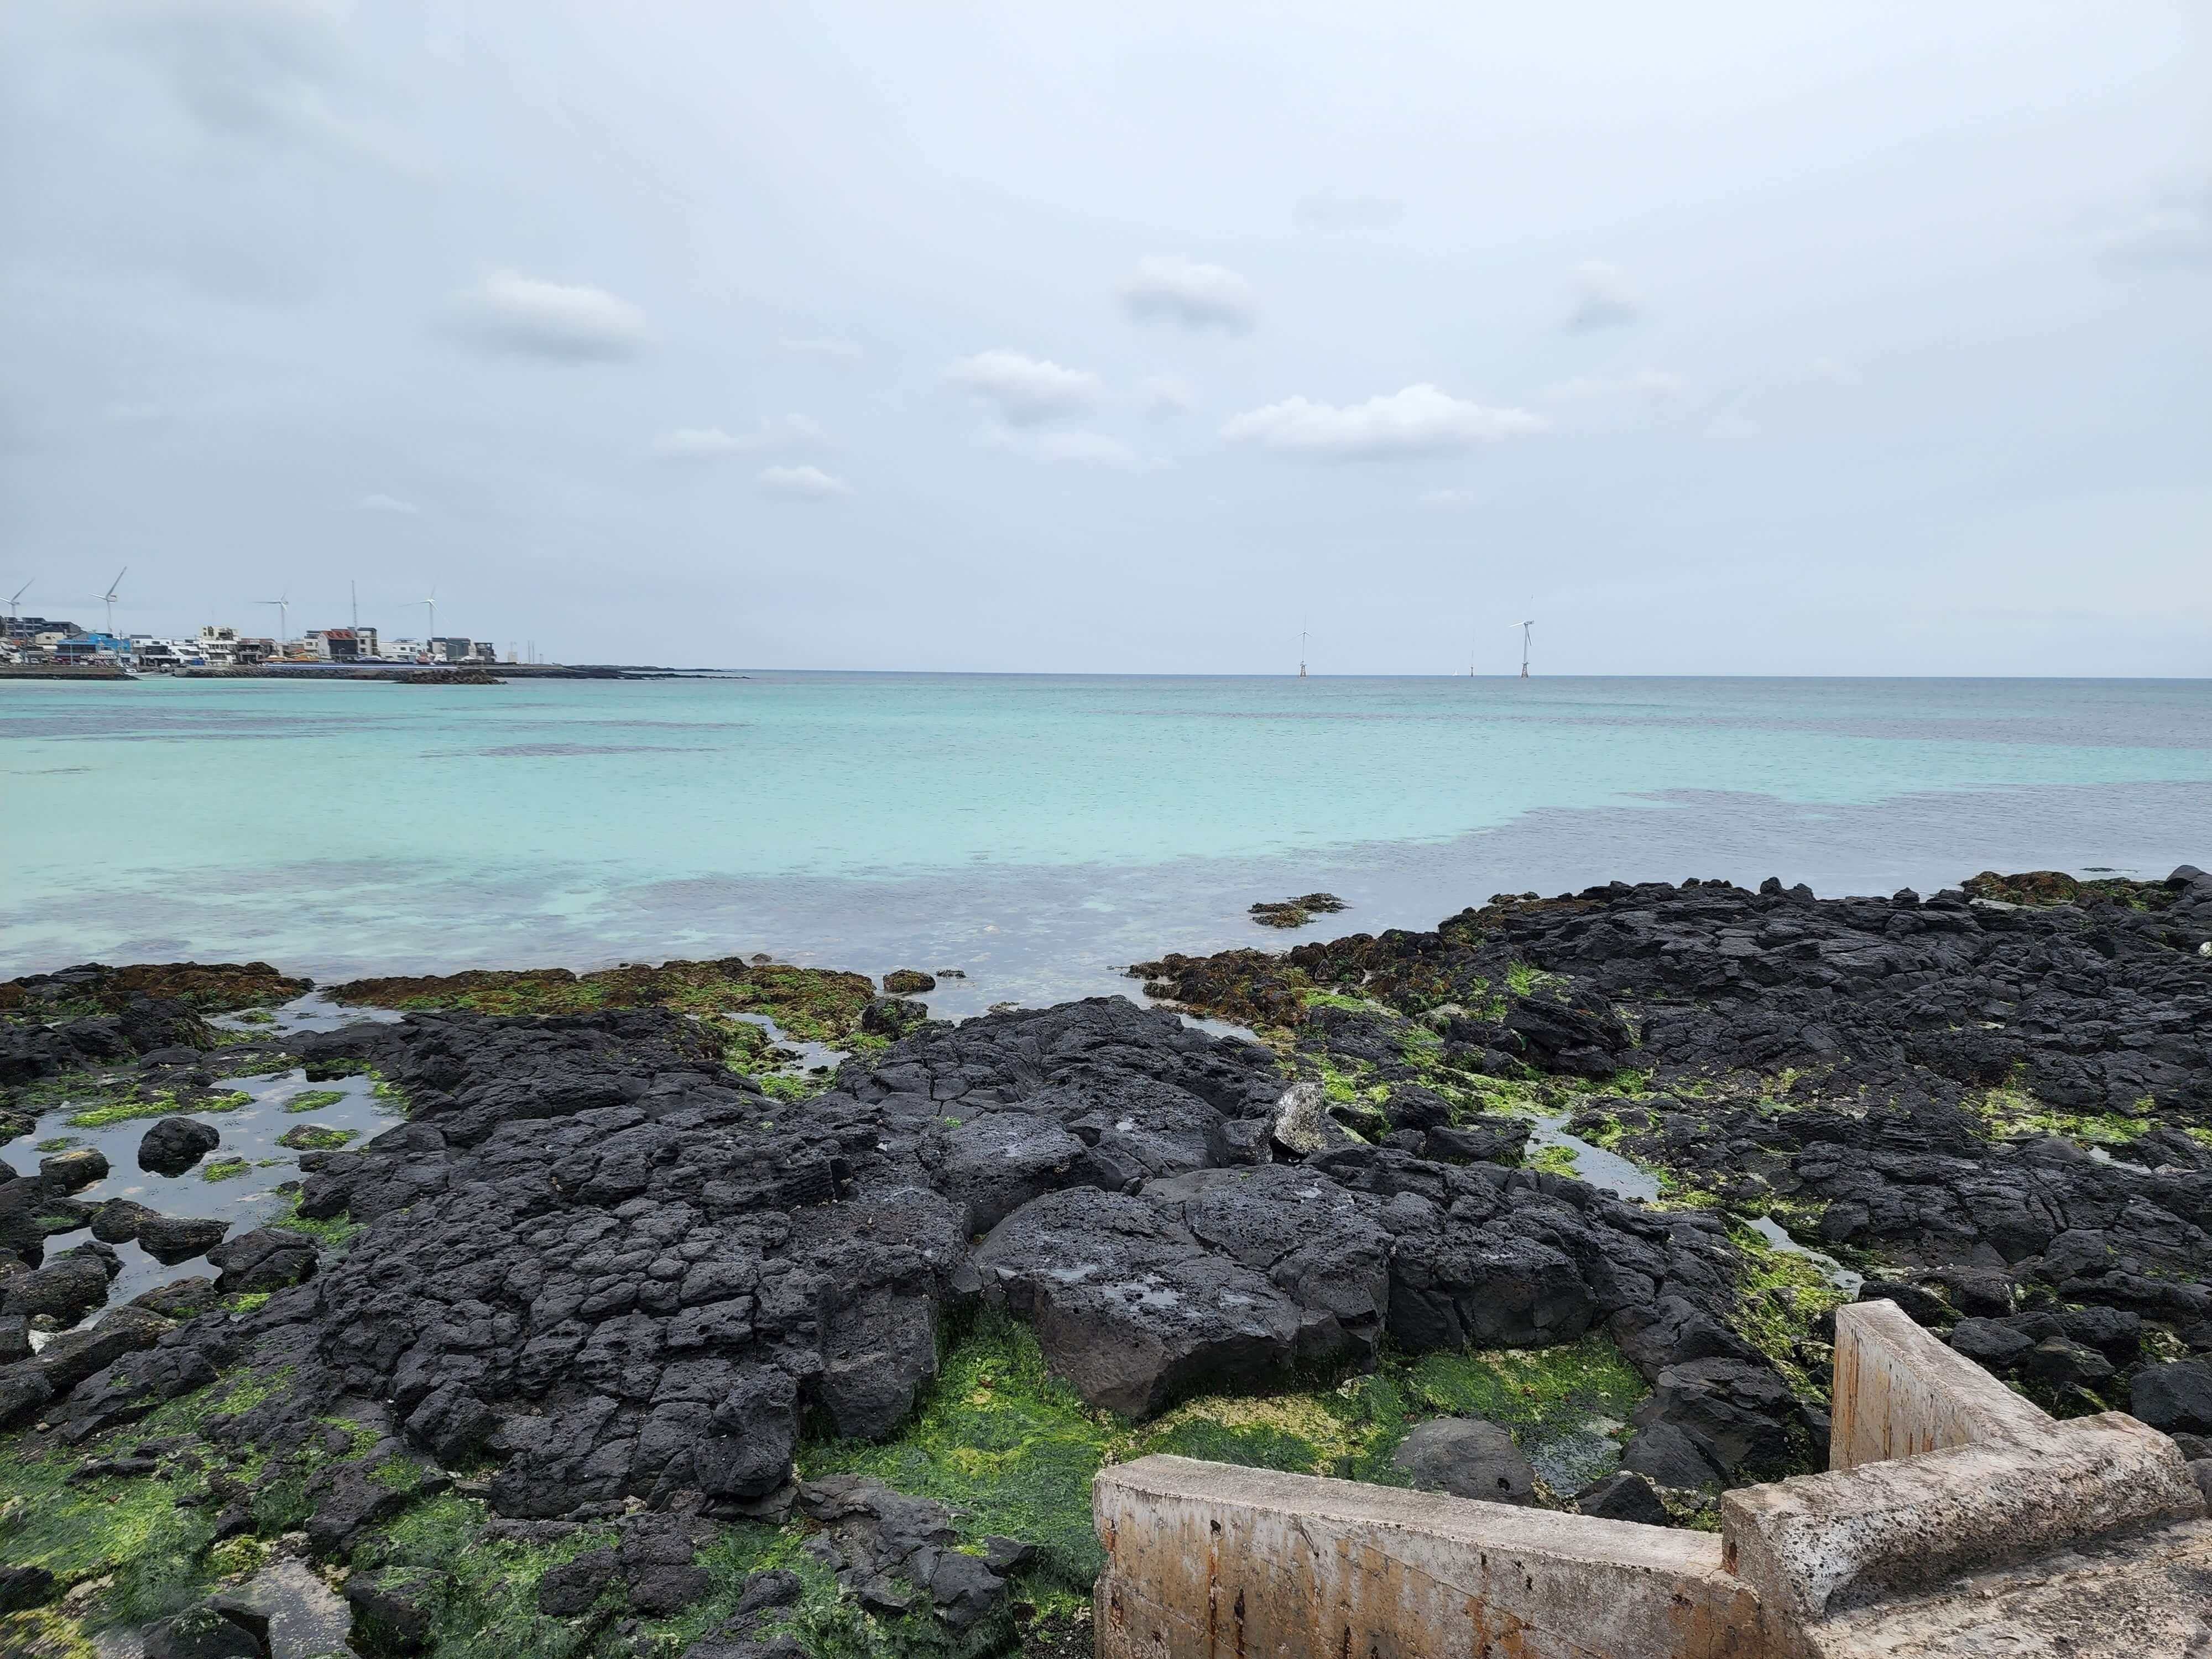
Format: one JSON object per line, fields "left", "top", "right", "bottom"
{"left": 1, "top": 2, "right": 2207, "bottom": 675}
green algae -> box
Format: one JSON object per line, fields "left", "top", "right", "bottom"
{"left": 1525, "top": 1144, "right": 1580, "bottom": 1178}
{"left": 201, "top": 1156, "right": 251, "bottom": 1182}
{"left": 284, "top": 1087, "right": 347, "bottom": 1113}
{"left": 1724, "top": 1222, "right": 1851, "bottom": 1397}
{"left": 64, "top": 1089, "right": 249, "bottom": 1129}
{"left": 327, "top": 957, "right": 878, "bottom": 1046}
{"left": 276, "top": 1121, "right": 357, "bottom": 1150}
{"left": 1975, "top": 1082, "right": 2151, "bottom": 1149}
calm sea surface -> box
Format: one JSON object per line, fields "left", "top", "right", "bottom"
{"left": 5, "top": 674, "right": 2209, "bottom": 1015}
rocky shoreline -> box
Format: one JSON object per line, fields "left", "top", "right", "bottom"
{"left": 3, "top": 864, "right": 2210, "bottom": 1658}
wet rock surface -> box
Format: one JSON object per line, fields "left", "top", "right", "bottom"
{"left": 1137, "top": 865, "right": 2212, "bottom": 1432}
{"left": 4, "top": 863, "right": 2208, "bottom": 1652}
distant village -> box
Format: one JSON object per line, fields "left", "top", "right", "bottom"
{"left": 1, "top": 614, "right": 511, "bottom": 672}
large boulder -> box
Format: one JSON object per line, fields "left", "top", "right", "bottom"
{"left": 39, "top": 1148, "right": 108, "bottom": 1192}
{"left": 974, "top": 1186, "right": 1324, "bottom": 1416}
{"left": 139, "top": 1116, "right": 222, "bottom": 1176}
{"left": 1, "top": 1247, "right": 113, "bottom": 1323}
{"left": 139, "top": 1214, "right": 231, "bottom": 1265}
{"left": 2133, "top": 1361, "right": 2212, "bottom": 1436}
{"left": 90, "top": 1198, "right": 157, "bottom": 1244}
{"left": 1629, "top": 1358, "right": 1799, "bottom": 1480}
{"left": 919, "top": 1112, "right": 1086, "bottom": 1232}
{"left": 1392, "top": 1417, "right": 1534, "bottom": 1505}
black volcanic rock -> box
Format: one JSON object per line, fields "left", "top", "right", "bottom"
{"left": 139, "top": 1117, "right": 222, "bottom": 1176}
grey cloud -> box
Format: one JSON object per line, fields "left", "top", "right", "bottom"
{"left": 1563, "top": 262, "right": 1644, "bottom": 330}
{"left": 453, "top": 273, "right": 653, "bottom": 361}
{"left": 1222, "top": 384, "right": 1546, "bottom": 459}
{"left": 945, "top": 350, "right": 1099, "bottom": 425}
{"left": 95, "top": 0, "right": 418, "bottom": 172}
{"left": 1117, "top": 257, "right": 1256, "bottom": 333}
{"left": 345, "top": 493, "right": 419, "bottom": 516}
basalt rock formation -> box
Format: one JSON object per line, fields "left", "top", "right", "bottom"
{"left": 4, "top": 864, "right": 2206, "bottom": 1656}
{"left": 1135, "top": 864, "right": 2212, "bottom": 1424}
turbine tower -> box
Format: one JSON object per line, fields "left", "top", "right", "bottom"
{"left": 1298, "top": 629, "right": 1307, "bottom": 679}
{"left": 420, "top": 585, "right": 438, "bottom": 643}
{"left": 1519, "top": 619, "right": 1535, "bottom": 679}
{"left": 6, "top": 580, "right": 29, "bottom": 622}
{"left": 256, "top": 591, "right": 291, "bottom": 646}
{"left": 101, "top": 567, "right": 127, "bottom": 637}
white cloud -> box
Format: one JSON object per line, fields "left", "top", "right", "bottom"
{"left": 754, "top": 463, "right": 850, "bottom": 498}
{"left": 1564, "top": 262, "right": 1644, "bottom": 330}
{"left": 345, "top": 492, "right": 419, "bottom": 516}
{"left": 777, "top": 337, "right": 862, "bottom": 364}
{"left": 1034, "top": 430, "right": 1139, "bottom": 466}
{"left": 1542, "top": 367, "right": 1689, "bottom": 401}
{"left": 1136, "top": 373, "right": 1195, "bottom": 415}
{"left": 1117, "top": 257, "right": 1257, "bottom": 333}
{"left": 944, "top": 350, "right": 1099, "bottom": 425}
{"left": 455, "top": 273, "right": 652, "bottom": 361}
{"left": 1221, "top": 383, "right": 1546, "bottom": 458}
{"left": 1418, "top": 488, "right": 1470, "bottom": 507}
{"left": 650, "top": 415, "right": 825, "bottom": 457}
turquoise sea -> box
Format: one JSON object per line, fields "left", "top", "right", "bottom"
{"left": 4, "top": 674, "right": 2209, "bottom": 1015}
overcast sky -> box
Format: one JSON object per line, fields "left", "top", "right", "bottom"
{"left": 2, "top": 2, "right": 2206, "bottom": 673}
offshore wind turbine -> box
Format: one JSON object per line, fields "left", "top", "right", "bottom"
{"left": 101, "top": 567, "right": 127, "bottom": 636}
{"left": 1518, "top": 619, "right": 1535, "bottom": 679}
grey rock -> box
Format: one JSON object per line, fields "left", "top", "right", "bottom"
{"left": 1391, "top": 1417, "right": 1535, "bottom": 1505}
{"left": 137, "top": 1214, "right": 231, "bottom": 1265}
{"left": 1574, "top": 1469, "right": 1670, "bottom": 1526}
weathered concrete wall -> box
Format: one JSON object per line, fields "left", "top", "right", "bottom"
{"left": 1825, "top": 1300, "right": 2049, "bottom": 1470}
{"left": 1092, "top": 1454, "right": 1763, "bottom": 1659}
{"left": 1092, "top": 1301, "right": 2212, "bottom": 1659}
{"left": 1720, "top": 1411, "right": 2203, "bottom": 1629}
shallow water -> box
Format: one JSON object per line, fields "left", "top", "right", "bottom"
{"left": 20, "top": 1024, "right": 397, "bottom": 1316}
{"left": 3, "top": 675, "right": 2207, "bottom": 1012}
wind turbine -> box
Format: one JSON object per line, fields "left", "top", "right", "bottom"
{"left": 256, "top": 590, "right": 292, "bottom": 646}
{"left": 6, "top": 580, "right": 28, "bottom": 623}
{"left": 101, "top": 567, "right": 127, "bottom": 637}
{"left": 1517, "top": 619, "right": 1535, "bottom": 680}
{"left": 420, "top": 585, "right": 438, "bottom": 643}
{"left": 1298, "top": 629, "right": 1307, "bottom": 679}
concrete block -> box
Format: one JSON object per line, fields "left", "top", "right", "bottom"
{"left": 1093, "top": 1454, "right": 1762, "bottom": 1659}
{"left": 1828, "top": 1300, "right": 2050, "bottom": 1470}
{"left": 1720, "top": 1412, "right": 2205, "bottom": 1636}
{"left": 1799, "top": 1516, "right": 2212, "bottom": 1658}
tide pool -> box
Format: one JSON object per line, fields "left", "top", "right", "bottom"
{"left": 4, "top": 674, "right": 2208, "bottom": 1013}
